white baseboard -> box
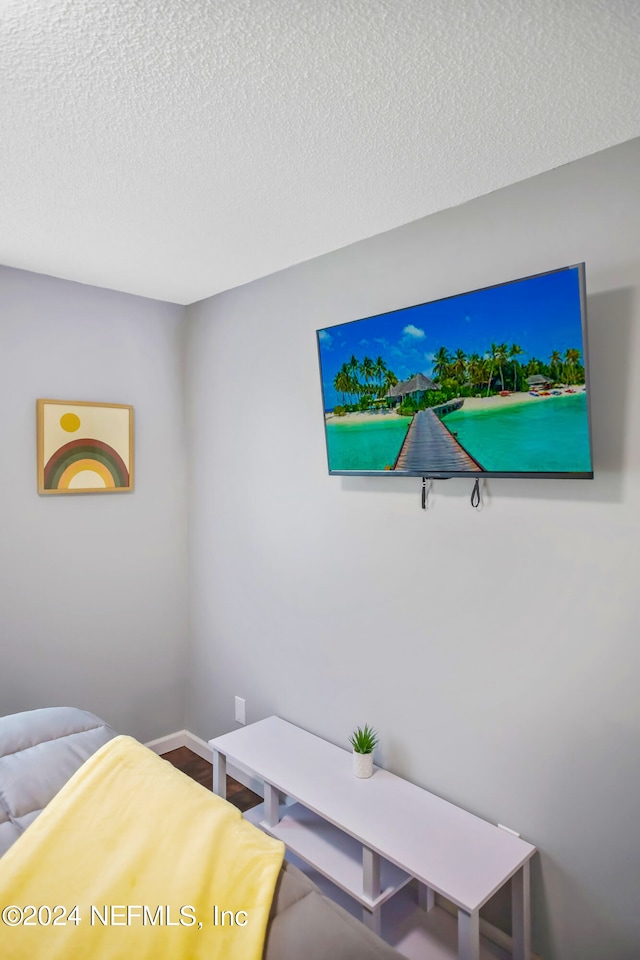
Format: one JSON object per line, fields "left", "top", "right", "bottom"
{"left": 183, "top": 730, "right": 213, "bottom": 761}
{"left": 145, "top": 729, "right": 264, "bottom": 800}
{"left": 144, "top": 730, "right": 187, "bottom": 755}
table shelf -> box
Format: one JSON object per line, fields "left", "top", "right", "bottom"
{"left": 245, "top": 801, "right": 412, "bottom": 909}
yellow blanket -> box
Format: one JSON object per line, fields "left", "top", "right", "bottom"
{"left": 0, "top": 735, "right": 284, "bottom": 959}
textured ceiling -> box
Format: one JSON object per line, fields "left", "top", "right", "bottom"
{"left": 1, "top": 0, "right": 640, "bottom": 304}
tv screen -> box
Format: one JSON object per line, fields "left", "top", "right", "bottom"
{"left": 316, "top": 263, "right": 593, "bottom": 479}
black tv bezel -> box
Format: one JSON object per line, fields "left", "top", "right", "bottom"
{"left": 316, "top": 262, "right": 594, "bottom": 480}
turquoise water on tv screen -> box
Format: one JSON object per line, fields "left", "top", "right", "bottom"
{"left": 326, "top": 417, "right": 411, "bottom": 471}
{"left": 443, "top": 392, "right": 592, "bottom": 473}
{"left": 325, "top": 394, "right": 592, "bottom": 474}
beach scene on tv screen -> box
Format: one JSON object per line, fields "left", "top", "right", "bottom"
{"left": 317, "top": 267, "right": 593, "bottom": 475}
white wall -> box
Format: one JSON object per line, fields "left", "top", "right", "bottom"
{"left": 0, "top": 267, "right": 188, "bottom": 741}
{"left": 184, "top": 138, "right": 640, "bottom": 960}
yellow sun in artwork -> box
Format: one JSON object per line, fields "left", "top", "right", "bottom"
{"left": 60, "top": 413, "right": 81, "bottom": 432}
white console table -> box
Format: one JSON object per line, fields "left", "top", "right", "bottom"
{"left": 209, "top": 716, "right": 535, "bottom": 960}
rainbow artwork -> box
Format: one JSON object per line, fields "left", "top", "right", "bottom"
{"left": 37, "top": 400, "right": 134, "bottom": 494}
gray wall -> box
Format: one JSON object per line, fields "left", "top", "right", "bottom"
{"left": 0, "top": 267, "right": 188, "bottom": 741}
{"left": 184, "top": 138, "right": 640, "bottom": 960}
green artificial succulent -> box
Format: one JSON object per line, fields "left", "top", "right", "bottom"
{"left": 349, "top": 723, "right": 379, "bottom": 755}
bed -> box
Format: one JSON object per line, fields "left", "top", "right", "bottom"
{"left": 0, "top": 707, "right": 404, "bottom": 960}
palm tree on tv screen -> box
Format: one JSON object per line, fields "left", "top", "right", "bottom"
{"left": 373, "top": 356, "right": 387, "bottom": 391}
{"left": 467, "top": 353, "right": 483, "bottom": 392}
{"left": 383, "top": 368, "right": 398, "bottom": 397}
{"left": 433, "top": 346, "right": 451, "bottom": 383}
{"left": 333, "top": 365, "right": 350, "bottom": 405}
{"left": 509, "top": 343, "right": 524, "bottom": 391}
{"left": 564, "top": 348, "right": 582, "bottom": 385}
{"left": 359, "top": 356, "right": 375, "bottom": 393}
{"left": 485, "top": 343, "right": 498, "bottom": 396}
{"left": 348, "top": 354, "right": 359, "bottom": 388}
{"left": 451, "top": 348, "right": 467, "bottom": 389}
{"left": 550, "top": 350, "right": 562, "bottom": 383}
{"left": 494, "top": 342, "right": 509, "bottom": 391}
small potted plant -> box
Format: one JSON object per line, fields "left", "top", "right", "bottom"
{"left": 349, "top": 723, "right": 378, "bottom": 779}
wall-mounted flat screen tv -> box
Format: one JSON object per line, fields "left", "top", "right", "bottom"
{"left": 316, "top": 263, "right": 593, "bottom": 479}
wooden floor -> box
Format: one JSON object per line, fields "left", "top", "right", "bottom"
{"left": 161, "top": 746, "right": 262, "bottom": 813}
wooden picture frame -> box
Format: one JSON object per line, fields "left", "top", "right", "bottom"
{"left": 37, "top": 400, "right": 134, "bottom": 495}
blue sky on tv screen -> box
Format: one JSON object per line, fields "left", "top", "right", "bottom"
{"left": 317, "top": 267, "right": 585, "bottom": 410}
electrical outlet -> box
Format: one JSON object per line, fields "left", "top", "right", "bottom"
{"left": 235, "top": 696, "right": 246, "bottom": 724}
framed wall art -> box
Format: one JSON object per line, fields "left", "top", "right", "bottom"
{"left": 37, "top": 400, "right": 134, "bottom": 495}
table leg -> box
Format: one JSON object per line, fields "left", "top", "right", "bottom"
{"left": 362, "top": 847, "right": 381, "bottom": 935}
{"left": 458, "top": 908, "right": 480, "bottom": 960}
{"left": 362, "top": 905, "right": 382, "bottom": 936}
{"left": 511, "top": 860, "right": 531, "bottom": 960}
{"left": 362, "top": 846, "right": 381, "bottom": 902}
{"left": 417, "top": 882, "right": 435, "bottom": 912}
{"left": 212, "top": 750, "right": 226, "bottom": 799}
{"left": 264, "top": 782, "right": 280, "bottom": 828}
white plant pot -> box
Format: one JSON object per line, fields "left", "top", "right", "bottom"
{"left": 353, "top": 750, "right": 374, "bottom": 779}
